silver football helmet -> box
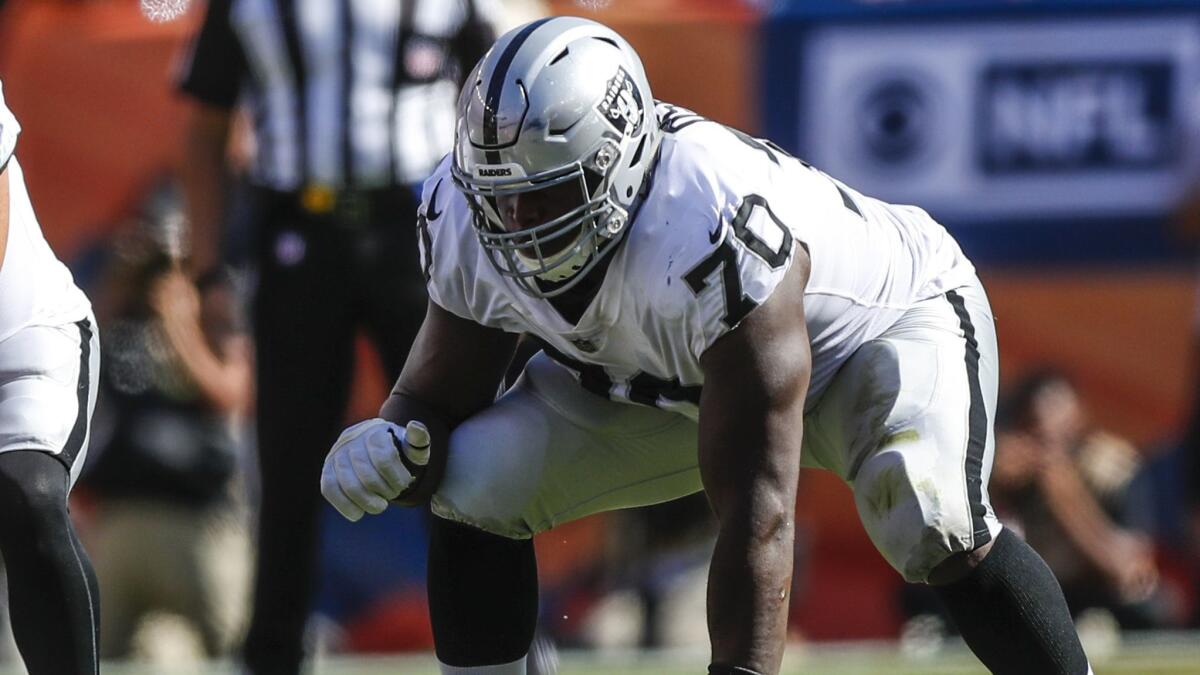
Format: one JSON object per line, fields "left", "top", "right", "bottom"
{"left": 452, "top": 17, "right": 661, "bottom": 297}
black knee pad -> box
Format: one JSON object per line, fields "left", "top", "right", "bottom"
{"left": 0, "top": 451, "right": 70, "bottom": 546}
{"left": 428, "top": 515, "right": 538, "bottom": 667}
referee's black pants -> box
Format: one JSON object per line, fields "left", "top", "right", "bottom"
{"left": 241, "top": 188, "right": 426, "bottom": 674}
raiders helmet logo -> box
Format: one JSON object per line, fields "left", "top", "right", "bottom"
{"left": 596, "top": 67, "right": 644, "bottom": 137}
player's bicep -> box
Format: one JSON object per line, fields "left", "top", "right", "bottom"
{"left": 389, "top": 301, "right": 518, "bottom": 425}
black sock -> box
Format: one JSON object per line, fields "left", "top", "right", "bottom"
{"left": 935, "top": 528, "right": 1089, "bottom": 675}
{"left": 0, "top": 451, "right": 99, "bottom": 675}
{"left": 428, "top": 515, "right": 538, "bottom": 667}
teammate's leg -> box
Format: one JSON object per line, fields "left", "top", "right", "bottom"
{"left": 0, "top": 450, "right": 99, "bottom": 675}
{"left": 428, "top": 353, "right": 701, "bottom": 673}
{"left": 0, "top": 317, "right": 100, "bottom": 674}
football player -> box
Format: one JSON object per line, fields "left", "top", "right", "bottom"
{"left": 322, "top": 17, "right": 1091, "bottom": 675}
{"left": 0, "top": 79, "right": 101, "bottom": 674}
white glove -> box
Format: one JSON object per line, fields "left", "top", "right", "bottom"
{"left": 320, "top": 418, "right": 431, "bottom": 522}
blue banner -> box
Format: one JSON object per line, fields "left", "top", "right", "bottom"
{"left": 762, "top": 1, "right": 1200, "bottom": 263}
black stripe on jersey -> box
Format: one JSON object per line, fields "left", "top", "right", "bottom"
{"left": 279, "top": 3, "right": 309, "bottom": 185}
{"left": 629, "top": 372, "right": 701, "bottom": 407}
{"left": 537, "top": 340, "right": 614, "bottom": 400}
{"left": 482, "top": 17, "right": 553, "bottom": 165}
{"left": 538, "top": 341, "right": 702, "bottom": 408}
{"left": 659, "top": 104, "right": 705, "bottom": 134}
{"left": 946, "top": 290, "right": 992, "bottom": 549}
{"left": 836, "top": 185, "right": 863, "bottom": 218}
{"left": 59, "top": 319, "right": 94, "bottom": 471}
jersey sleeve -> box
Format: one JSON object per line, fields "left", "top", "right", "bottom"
{"left": 176, "top": 0, "right": 247, "bottom": 108}
{"left": 415, "top": 158, "right": 493, "bottom": 326}
{"left": 658, "top": 129, "right": 800, "bottom": 363}
{"left": 0, "top": 80, "right": 21, "bottom": 170}
{"left": 679, "top": 198, "right": 797, "bottom": 362}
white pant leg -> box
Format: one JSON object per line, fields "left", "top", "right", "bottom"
{"left": 803, "top": 278, "right": 1002, "bottom": 582}
{"left": 431, "top": 352, "right": 702, "bottom": 539}
{"left": 0, "top": 315, "right": 99, "bottom": 488}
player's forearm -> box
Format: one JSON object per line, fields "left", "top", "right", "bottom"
{"left": 382, "top": 303, "right": 519, "bottom": 427}
{"left": 707, "top": 488, "right": 796, "bottom": 675}
{"left": 697, "top": 273, "right": 809, "bottom": 673}
{"left": 700, "top": 398, "right": 804, "bottom": 674}
{"left": 380, "top": 391, "right": 452, "bottom": 436}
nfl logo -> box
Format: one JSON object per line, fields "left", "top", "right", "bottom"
{"left": 571, "top": 338, "right": 598, "bottom": 353}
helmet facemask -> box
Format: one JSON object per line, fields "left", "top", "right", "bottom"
{"left": 452, "top": 140, "right": 629, "bottom": 296}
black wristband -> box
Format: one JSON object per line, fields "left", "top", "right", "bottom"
{"left": 708, "top": 665, "right": 764, "bottom": 675}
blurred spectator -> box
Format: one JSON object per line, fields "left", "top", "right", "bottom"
{"left": 601, "top": 495, "right": 715, "bottom": 648}
{"left": 175, "top": 1, "right": 500, "bottom": 671}
{"left": 540, "top": 496, "right": 716, "bottom": 650}
{"left": 84, "top": 206, "right": 253, "bottom": 660}
{"left": 990, "top": 369, "right": 1166, "bottom": 629}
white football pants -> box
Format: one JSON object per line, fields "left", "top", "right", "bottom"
{"left": 432, "top": 278, "right": 1001, "bottom": 584}
{"left": 0, "top": 315, "right": 99, "bottom": 488}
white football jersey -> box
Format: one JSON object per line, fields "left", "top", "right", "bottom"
{"left": 418, "top": 104, "right": 977, "bottom": 418}
{"left": 0, "top": 80, "right": 92, "bottom": 343}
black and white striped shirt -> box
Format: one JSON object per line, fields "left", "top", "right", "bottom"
{"left": 179, "top": 0, "right": 498, "bottom": 190}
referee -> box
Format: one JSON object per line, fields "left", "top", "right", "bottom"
{"left": 177, "top": 2, "right": 497, "bottom": 672}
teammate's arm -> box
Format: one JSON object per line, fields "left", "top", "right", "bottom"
{"left": 697, "top": 251, "right": 811, "bottom": 675}
{"left": 179, "top": 103, "right": 234, "bottom": 275}
{"left": 322, "top": 301, "right": 518, "bottom": 519}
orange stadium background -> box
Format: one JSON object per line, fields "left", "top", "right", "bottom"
{"left": 1, "top": 0, "right": 1195, "bottom": 644}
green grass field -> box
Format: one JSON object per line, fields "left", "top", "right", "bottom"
{"left": 32, "top": 633, "right": 1197, "bottom": 675}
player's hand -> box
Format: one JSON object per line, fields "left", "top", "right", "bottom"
{"left": 320, "top": 418, "right": 431, "bottom": 522}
